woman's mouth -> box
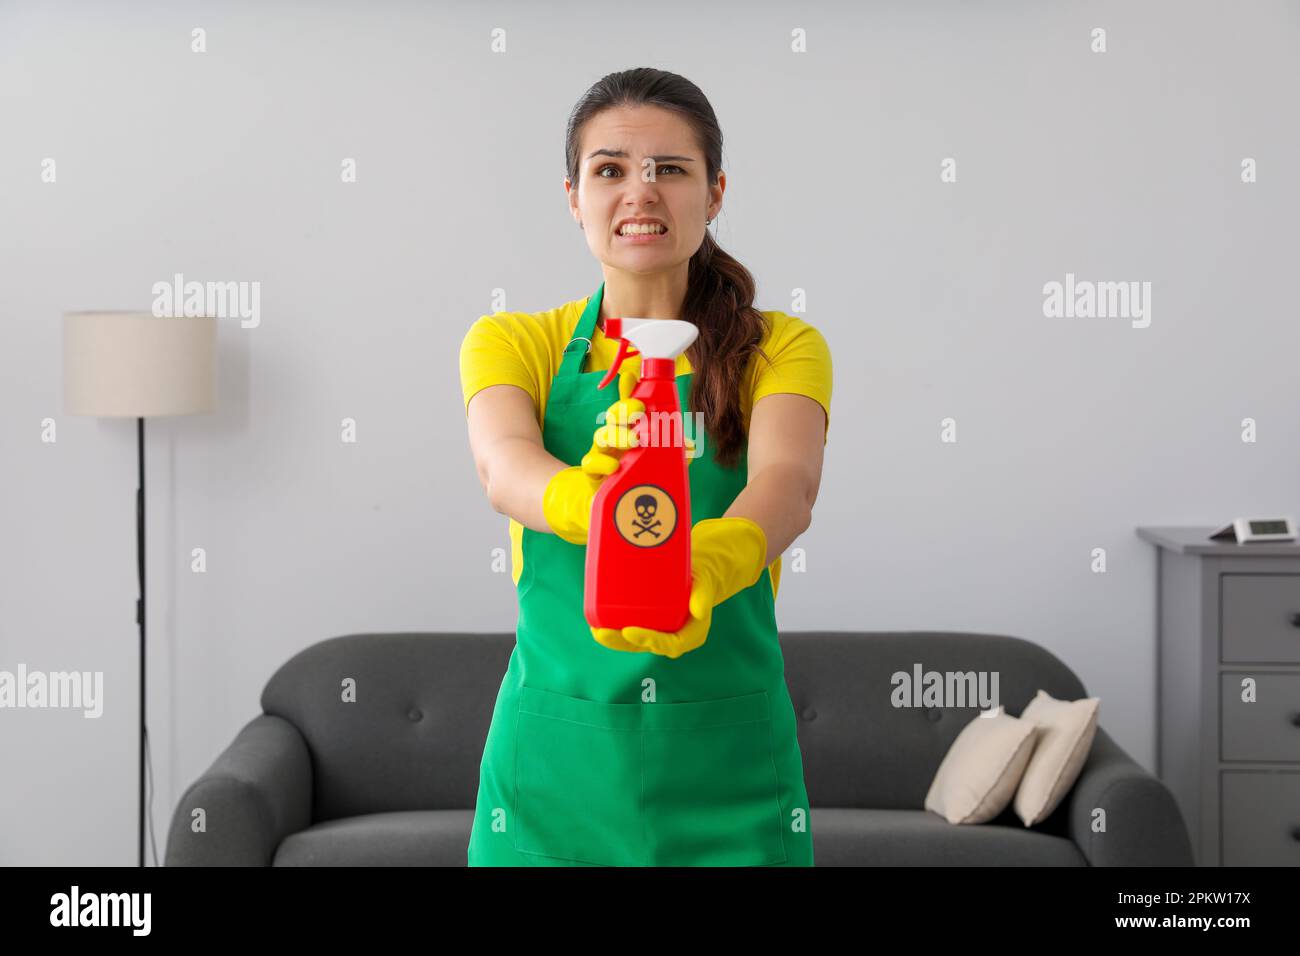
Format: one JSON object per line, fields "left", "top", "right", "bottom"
{"left": 616, "top": 223, "right": 670, "bottom": 242}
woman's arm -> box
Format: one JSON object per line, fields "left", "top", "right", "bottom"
{"left": 465, "top": 384, "right": 567, "bottom": 532}
{"left": 723, "top": 393, "right": 827, "bottom": 566}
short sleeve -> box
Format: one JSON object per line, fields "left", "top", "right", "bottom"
{"left": 459, "top": 314, "right": 539, "bottom": 415}
{"left": 751, "top": 315, "right": 833, "bottom": 444}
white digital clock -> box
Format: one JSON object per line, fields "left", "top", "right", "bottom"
{"left": 1208, "top": 517, "right": 1297, "bottom": 544}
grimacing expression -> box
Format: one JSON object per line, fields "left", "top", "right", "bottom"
{"left": 568, "top": 105, "right": 723, "bottom": 273}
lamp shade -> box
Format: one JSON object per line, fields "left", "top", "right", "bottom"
{"left": 63, "top": 311, "right": 217, "bottom": 417}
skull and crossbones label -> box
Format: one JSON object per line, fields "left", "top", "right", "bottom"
{"left": 613, "top": 484, "right": 678, "bottom": 548}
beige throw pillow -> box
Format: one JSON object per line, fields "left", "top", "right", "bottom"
{"left": 924, "top": 706, "right": 1039, "bottom": 825}
{"left": 1012, "top": 690, "right": 1101, "bottom": 826}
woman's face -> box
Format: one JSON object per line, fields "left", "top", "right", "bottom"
{"left": 566, "top": 104, "right": 724, "bottom": 275}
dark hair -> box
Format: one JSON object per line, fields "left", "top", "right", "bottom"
{"left": 564, "top": 67, "right": 771, "bottom": 469}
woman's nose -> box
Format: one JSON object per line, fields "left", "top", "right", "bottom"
{"left": 623, "top": 171, "right": 663, "bottom": 197}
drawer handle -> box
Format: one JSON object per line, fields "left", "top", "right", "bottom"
{"left": 1293, "top": 827, "right": 1300, "bottom": 841}
{"left": 1291, "top": 612, "right": 1300, "bottom": 627}
{"left": 1292, "top": 713, "right": 1300, "bottom": 727}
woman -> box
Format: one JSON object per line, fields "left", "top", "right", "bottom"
{"left": 460, "top": 67, "right": 831, "bottom": 866}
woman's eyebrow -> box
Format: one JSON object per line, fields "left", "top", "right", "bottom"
{"left": 586, "top": 148, "right": 696, "bottom": 163}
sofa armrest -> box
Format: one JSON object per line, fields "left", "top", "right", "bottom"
{"left": 1060, "top": 726, "right": 1194, "bottom": 866}
{"left": 165, "top": 714, "right": 313, "bottom": 866}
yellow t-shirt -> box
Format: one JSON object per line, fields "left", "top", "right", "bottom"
{"left": 459, "top": 293, "right": 833, "bottom": 601}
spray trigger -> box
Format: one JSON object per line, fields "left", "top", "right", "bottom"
{"left": 597, "top": 317, "right": 640, "bottom": 389}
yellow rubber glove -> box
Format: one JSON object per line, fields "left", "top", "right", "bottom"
{"left": 591, "top": 516, "right": 768, "bottom": 658}
{"left": 587, "top": 380, "right": 697, "bottom": 473}
{"left": 541, "top": 370, "right": 643, "bottom": 545}
{"left": 584, "top": 369, "right": 645, "bottom": 477}
{"left": 543, "top": 368, "right": 697, "bottom": 544}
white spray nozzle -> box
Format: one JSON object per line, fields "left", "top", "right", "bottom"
{"left": 621, "top": 319, "right": 698, "bottom": 360}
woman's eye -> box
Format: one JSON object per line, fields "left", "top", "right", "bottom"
{"left": 596, "top": 164, "right": 684, "bottom": 178}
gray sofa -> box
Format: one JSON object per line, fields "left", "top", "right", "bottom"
{"left": 164, "top": 630, "right": 1194, "bottom": 866}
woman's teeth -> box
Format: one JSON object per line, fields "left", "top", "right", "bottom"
{"left": 619, "top": 223, "right": 667, "bottom": 236}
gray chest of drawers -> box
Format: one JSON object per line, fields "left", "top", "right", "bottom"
{"left": 1138, "top": 526, "right": 1300, "bottom": 866}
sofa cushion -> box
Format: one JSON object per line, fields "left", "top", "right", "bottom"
{"left": 273, "top": 810, "right": 474, "bottom": 866}
{"left": 1013, "top": 690, "right": 1101, "bottom": 826}
{"left": 924, "top": 706, "right": 1039, "bottom": 824}
{"left": 808, "top": 808, "right": 1087, "bottom": 866}
{"left": 271, "top": 807, "right": 1087, "bottom": 867}
{"left": 779, "top": 632, "right": 1089, "bottom": 810}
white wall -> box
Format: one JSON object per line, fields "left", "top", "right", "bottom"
{"left": 2, "top": 0, "right": 1297, "bottom": 864}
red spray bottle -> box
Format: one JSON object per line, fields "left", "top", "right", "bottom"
{"left": 584, "top": 317, "right": 700, "bottom": 633}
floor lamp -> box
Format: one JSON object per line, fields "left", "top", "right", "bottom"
{"left": 63, "top": 311, "right": 217, "bottom": 866}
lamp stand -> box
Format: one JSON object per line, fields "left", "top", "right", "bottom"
{"left": 135, "top": 416, "right": 147, "bottom": 867}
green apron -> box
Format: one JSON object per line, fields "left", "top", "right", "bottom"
{"left": 467, "top": 283, "right": 814, "bottom": 867}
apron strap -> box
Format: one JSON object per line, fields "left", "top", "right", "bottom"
{"left": 558, "top": 282, "right": 605, "bottom": 378}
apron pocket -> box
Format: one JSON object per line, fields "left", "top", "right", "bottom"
{"left": 512, "top": 685, "right": 647, "bottom": 866}
{"left": 641, "top": 690, "right": 789, "bottom": 866}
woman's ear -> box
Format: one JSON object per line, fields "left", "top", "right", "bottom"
{"left": 564, "top": 176, "right": 580, "bottom": 224}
